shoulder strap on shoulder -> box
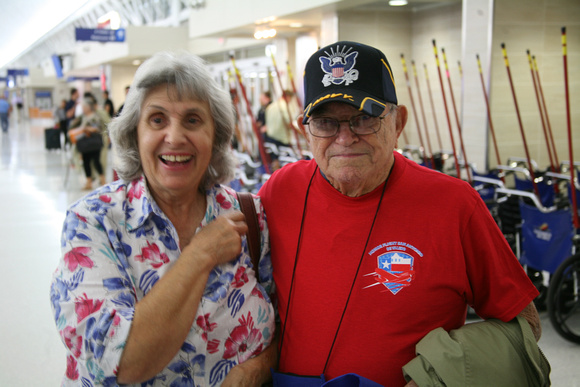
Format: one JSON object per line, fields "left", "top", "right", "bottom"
{"left": 236, "top": 192, "right": 261, "bottom": 271}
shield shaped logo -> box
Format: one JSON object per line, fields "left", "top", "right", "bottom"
{"left": 373, "top": 252, "right": 415, "bottom": 295}
{"left": 319, "top": 45, "right": 359, "bottom": 86}
{"left": 332, "top": 65, "right": 344, "bottom": 78}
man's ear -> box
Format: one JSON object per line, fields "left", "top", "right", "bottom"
{"left": 297, "top": 114, "right": 309, "bottom": 142}
{"left": 395, "top": 105, "right": 408, "bottom": 139}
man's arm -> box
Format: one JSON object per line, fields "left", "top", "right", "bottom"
{"left": 517, "top": 301, "right": 541, "bottom": 341}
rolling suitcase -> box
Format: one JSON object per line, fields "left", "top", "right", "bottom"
{"left": 44, "top": 128, "right": 61, "bottom": 150}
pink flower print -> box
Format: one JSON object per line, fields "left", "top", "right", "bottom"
{"left": 66, "top": 355, "right": 79, "bottom": 380}
{"left": 197, "top": 313, "right": 217, "bottom": 342}
{"left": 232, "top": 266, "right": 249, "bottom": 288}
{"left": 127, "top": 181, "right": 144, "bottom": 203}
{"left": 64, "top": 247, "right": 94, "bottom": 272}
{"left": 251, "top": 287, "right": 265, "bottom": 300}
{"left": 216, "top": 193, "right": 232, "bottom": 209}
{"left": 61, "top": 326, "right": 82, "bottom": 358}
{"left": 109, "top": 311, "right": 121, "bottom": 338}
{"left": 223, "top": 312, "right": 263, "bottom": 362}
{"left": 208, "top": 339, "right": 220, "bottom": 354}
{"left": 74, "top": 212, "right": 88, "bottom": 223}
{"left": 135, "top": 241, "right": 170, "bottom": 268}
{"left": 75, "top": 293, "right": 104, "bottom": 323}
{"left": 99, "top": 195, "right": 111, "bottom": 203}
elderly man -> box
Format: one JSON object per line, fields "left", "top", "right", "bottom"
{"left": 259, "top": 41, "right": 548, "bottom": 386}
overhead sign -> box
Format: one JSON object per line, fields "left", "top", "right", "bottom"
{"left": 75, "top": 28, "right": 126, "bottom": 42}
{"left": 66, "top": 76, "right": 100, "bottom": 81}
{"left": 7, "top": 69, "right": 29, "bottom": 76}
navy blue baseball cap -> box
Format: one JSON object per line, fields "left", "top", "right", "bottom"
{"left": 302, "top": 41, "right": 398, "bottom": 124}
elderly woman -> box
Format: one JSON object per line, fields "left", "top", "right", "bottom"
{"left": 50, "top": 52, "right": 276, "bottom": 386}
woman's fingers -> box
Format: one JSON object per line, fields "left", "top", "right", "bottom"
{"left": 187, "top": 211, "right": 248, "bottom": 267}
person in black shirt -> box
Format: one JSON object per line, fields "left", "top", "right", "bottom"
{"left": 102, "top": 89, "right": 115, "bottom": 118}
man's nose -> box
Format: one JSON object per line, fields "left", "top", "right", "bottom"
{"left": 335, "top": 120, "right": 358, "bottom": 143}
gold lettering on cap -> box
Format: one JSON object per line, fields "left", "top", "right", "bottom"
{"left": 312, "top": 93, "right": 355, "bottom": 107}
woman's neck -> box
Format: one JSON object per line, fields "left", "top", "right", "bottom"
{"left": 153, "top": 188, "right": 207, "bottom": 248}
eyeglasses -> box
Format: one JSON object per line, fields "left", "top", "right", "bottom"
{"left": 305, "top": 106, "right": 395, "bottom": 138}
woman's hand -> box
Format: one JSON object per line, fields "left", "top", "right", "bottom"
{"left": 185, "top": 211, "right": 248, "bottom": 268}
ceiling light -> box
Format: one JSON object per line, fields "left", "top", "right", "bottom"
{"left": 255, "top": 16, "right": 276, "bottom": 25}
{"left": 389, "top": 0, "right": 408, "bottom": 5}
{"left": 289, "top": 22, "right": 303, "bottom": 28}
{"left": 132, "top": 59, "right": 141, "bottom": 66}
{"left": 254, "top": 28, "right": 276, "bottom": 40}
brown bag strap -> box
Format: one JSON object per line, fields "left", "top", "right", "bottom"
{"left": 236, "top": 192, "right": 261, "bottom": 271}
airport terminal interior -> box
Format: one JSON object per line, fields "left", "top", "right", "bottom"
{"left": 1, "top": 0, "right": 579, "bottom": 385}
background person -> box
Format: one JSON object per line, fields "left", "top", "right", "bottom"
{"left": 102, "top": 89, "right": 115, "bottom": 118}
{"left": 0, "top": 93, "right": 12, "bottom": 133}
{"left": 50, "top": 51, "right": 276, "bottom": 387}
{"left": 116, "top": 85, "right": 130, "bottom": 116}
{"left": 68, "top": 96, "right": 106, "bottom": 189}
{"left": 54, "top": 99, "right": 68, "bottom": 146}
{"left": 264, "top": 90, "right": 299, "bottom": 170}
{"left": 259, "top": 41, "right": 546, "bottom": 386}
{"left": 256, "top": 91, "right": 271, "bottom": 134}
{"left": 64, "top": 88, "right": 79, "bottom": 144}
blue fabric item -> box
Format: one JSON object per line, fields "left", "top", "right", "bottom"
{"left": 514, "top": 177, "right": 555, "bottom": 207}
{"left": 519, "top": 200, "right": 574, "bottom": 273}
{"left": 271, "top": 370, "right": 384, "bottom": 387}
{"left": 567, "top": 180, "right": 580, "bottom": 218}
{"left": 271, "top": 370, "right": 325, "bottom": 387}
{"left": 473, "top": 170, "right": 502, "bottom": 206}
{"left": 322, "top": 373, "right": 384, "bottom": 387}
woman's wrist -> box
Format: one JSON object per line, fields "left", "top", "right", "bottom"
{"left": 182, "top": 243, "right": 215, "bottom": 273}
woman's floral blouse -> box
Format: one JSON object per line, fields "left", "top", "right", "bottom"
{"left": 50, "top": 176, "right": 275, "bottom": 386}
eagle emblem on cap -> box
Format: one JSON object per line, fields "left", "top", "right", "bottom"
{"left": 319, "top": 45, "right": 359, "bottom": 87}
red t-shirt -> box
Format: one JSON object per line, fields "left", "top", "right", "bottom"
{"left": 259, "top": 152, "right": 538, "bottom": 386}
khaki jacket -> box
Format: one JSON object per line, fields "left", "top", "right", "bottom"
{"left": 402, "top": 316, "right": 551, "bottom": 386}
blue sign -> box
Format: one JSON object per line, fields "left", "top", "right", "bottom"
{"left": 66, "top": 76, "right": 100, "bottom": 82}
{"left": 75, "top": 28, "right": 126, "bottom": 42}
{"left": 52, "top": 55, "right": 64, "bottom": 78}
{"left": 7, "top": 69, "right": 29, "bottom": 76}
{"left": 35, "top": 91, "right": 52, "bottom": 98}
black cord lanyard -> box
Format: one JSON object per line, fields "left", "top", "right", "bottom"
{"left": 278, "top": 163, "right": 392, "bottom": 375}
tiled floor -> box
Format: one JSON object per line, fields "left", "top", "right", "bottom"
{"left": 0, "top": 117, "right": 578, "bottom": 386}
